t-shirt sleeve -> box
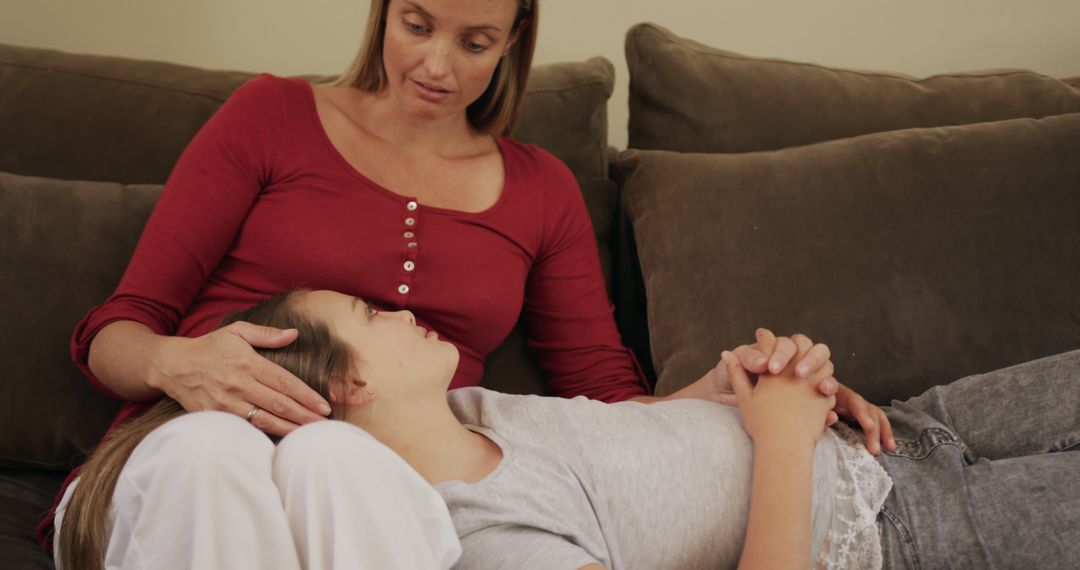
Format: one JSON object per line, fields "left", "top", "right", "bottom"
{"left": 524, "top": 155, "right": 651, "bottom": 402}
{"left": 455, "top": 526, "right": 601, "bottom": 570}
{"left": 69, "top": 74, "right": 285, "bottom": 397}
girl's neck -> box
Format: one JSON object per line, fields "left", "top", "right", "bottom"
{"left": 359, "top": 398, "right": 502, "bottom": 485}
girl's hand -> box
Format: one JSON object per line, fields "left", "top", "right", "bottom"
{"left": 672, "top": 330, "right": 838, "bottom": 417}
{"left": 150, "top": 322, "right": 331, "bottom": 436}
{"left": 736, "top": 328, "right": 838, "bottom": 398}
{"left": 723, "top": 349, "right": 836, "bottom": 447}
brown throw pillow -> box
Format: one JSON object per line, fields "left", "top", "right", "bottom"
{"left": 0, "top": 172, "right": 162, "bottom": 468}
{"left": 626, "top": 22, "right": 1080, "bottom": 154}
{"left": 620, "top": 114, "right": 1080, "bottom": 404}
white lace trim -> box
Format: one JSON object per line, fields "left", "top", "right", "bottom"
{"left": 814, "top": 424, "right": 893, "bottom": 570}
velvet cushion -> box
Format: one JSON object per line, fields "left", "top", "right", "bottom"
{"left": 0, "top": 469, "right": 64, "bottom": 569}
{"left": 512, "top": 57, "right": 616, "bottom": 185}
{"left": 620, "top": 114, "right": 1080, "bottom": 403}
{"left": 626, "top": 23, "right": 1080, "bottom": 154}
{"left": 0, "top": 173, "right": 161, "bottom": 468}
{"left": 0, "top": 43, "right": 614, "bottom": 187}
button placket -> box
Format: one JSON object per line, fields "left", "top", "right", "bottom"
{"left": 397, "top": 198, "right": 421, "bottom": 301}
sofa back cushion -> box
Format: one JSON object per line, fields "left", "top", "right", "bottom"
{"left": 620, "top": 114, "right": 1080, "bottom": 403}
{"left": 0, "top": 173, "right": 161, "bottom": 468}
{"left": 0, "top": 43, "right": 614, "bottom": 187}
{"left": 626, "top": 23, "right": 1080, "bottom": 154}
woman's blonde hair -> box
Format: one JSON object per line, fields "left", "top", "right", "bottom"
{"left": 58, "top": 290, "right": 359, "bottom": 570}
{"left": 333, "top": 0, "right": 538, "bottom": 135}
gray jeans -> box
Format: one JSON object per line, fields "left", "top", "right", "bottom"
{"left": 873, "top": 349, "right": 1080, "bottom": 569}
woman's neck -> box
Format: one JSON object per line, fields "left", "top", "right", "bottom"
{"left": 359, "top": 398, "right": 502, "bottom": 485}
{"left": 359, "top": 89, "right": 483, "bottom": 158}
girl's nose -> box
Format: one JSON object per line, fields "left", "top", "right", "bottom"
{"left": 387, "top": 310, "right": 417, "bottom": 326}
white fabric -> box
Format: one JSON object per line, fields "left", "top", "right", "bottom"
{"left": 54, "top": 412, "right": 460, "bottom": 570}
{"left": 815, "top": 423, "right": 893, "bottom": 570}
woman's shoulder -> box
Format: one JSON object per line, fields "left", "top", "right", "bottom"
{"left": 224, "top": 73, "right": 315, "bottom": 111}
{"left": 500, "top": 137, "right": 578, "bottom": 194}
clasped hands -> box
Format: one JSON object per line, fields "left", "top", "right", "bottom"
{"left": 678, "top": 328, "right": 896, "bottom": 455}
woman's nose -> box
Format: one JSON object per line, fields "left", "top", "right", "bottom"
{"left": 423, "top": 39, "right": 451, "bottom": 78}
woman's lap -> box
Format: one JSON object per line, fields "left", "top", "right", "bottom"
{"left": 875, "top": 349, "right": 1080, "bottom": 569}
{"left": 57, "top": 412, "right": 459, "bottom": 570}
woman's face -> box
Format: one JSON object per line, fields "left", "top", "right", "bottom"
{"left": 381, "top": 0, "right": 520, "bottom": 123}
{"left": 297, "top": 290, "right": 459, "bottom": 394}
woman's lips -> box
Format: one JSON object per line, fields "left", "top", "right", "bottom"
{"left": 411, "top": 79, "right": 451, "bottom": 102}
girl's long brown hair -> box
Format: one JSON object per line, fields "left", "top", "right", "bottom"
{"left": 58, "top": 290, "right": 356, "bottom": 570}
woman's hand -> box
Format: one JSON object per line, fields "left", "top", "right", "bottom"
{"left": 150, "top": 322, "right": 331, "bottom": 436}
{"left": 833, "top": 383, "right": 897, "bottom": 455}
{"left": 723, "top": 348, "right": 836, "bottom": 447}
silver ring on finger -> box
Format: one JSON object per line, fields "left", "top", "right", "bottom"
{"left": 246, "top": 405, "right": 261, "bottom": 423}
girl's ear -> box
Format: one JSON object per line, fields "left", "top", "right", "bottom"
{"left": 328, "top": 376, "right": 376, "bottom": 406}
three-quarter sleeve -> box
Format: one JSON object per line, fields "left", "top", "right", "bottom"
{"left": 70, "top": 74, "right": 285, "bottom": 397}
{"left": 524, "top": 160, "right": 652, "bottom": 402}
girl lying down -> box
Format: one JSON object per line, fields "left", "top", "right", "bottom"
{"left": 57, "top": 290, "right": 1080, "bottom": 570}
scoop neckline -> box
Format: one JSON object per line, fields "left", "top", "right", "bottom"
{"left": 299, "top": 79, "right": 512, "bottom": 219}
{"left": 435, "top": 424, "right": 510, "bottom": 489}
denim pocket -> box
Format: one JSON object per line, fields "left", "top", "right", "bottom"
{"left": 879, "top": 505, "right": 922, "bottom": 570}
{"left": 885, "top": 427, "right": 965, "bottom": 461}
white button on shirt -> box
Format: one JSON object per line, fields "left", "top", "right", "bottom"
{"left": 398, "top": 284, "right": 410, "bottom": 295}
{"left": 406, "top": 201, "right": 418, "bottom": 211}
{"left": 404, "top": 261, "right": 415, "bottom": 272}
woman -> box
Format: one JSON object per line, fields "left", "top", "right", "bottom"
{"left": 60, "top": 290, "right": 1080, "bottom": 569}
{"left": 44, "top": 0, "right": 878, "bottom": 562}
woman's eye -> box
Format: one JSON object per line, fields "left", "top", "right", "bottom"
{"left": 404, "top": 20, "right": 428, "bottom": 34}
{"left": 462, "top": 40, "right": 488, "bottom": 53}
{"left": 367, "top": 307, "right": 379, "bottom": 317}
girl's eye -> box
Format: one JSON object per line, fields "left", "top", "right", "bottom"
{"left": 367, "top": 306, "right": 379, "bottom": 318}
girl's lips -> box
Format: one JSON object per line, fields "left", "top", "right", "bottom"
{"left": 426, "top": 330, "right": 439, "bottom": 340}
{"left": 411, "top": 79, "right": 451, "bottom": 102}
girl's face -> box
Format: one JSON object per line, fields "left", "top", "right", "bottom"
{"left": 381, "top": 0, "right": 520, "bottom": 124}
{"left": 297, "top": 290, "right": 459, "bottom": 397}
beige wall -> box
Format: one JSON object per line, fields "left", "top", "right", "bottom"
{"left": 4, "top": 0, "right": 1079, "bottom": 148}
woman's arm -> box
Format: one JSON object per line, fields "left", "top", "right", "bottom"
{"left": 73, "top": 76, "right": 329, "bottom": 434}
{"left": 722, "top": 347, "right": 835, "bottom": 570}
{"left": 87, "top": 320, "right": 327, "bottom": 435}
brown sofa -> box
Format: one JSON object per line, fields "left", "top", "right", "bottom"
{"left": 2, "top": 22, "right": 1078, "bottom": 569}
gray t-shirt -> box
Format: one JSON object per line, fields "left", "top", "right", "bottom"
{"left": 436, "top": 388, "right": 872, "bottom": 569}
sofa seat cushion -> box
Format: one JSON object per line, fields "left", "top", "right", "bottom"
{"left": 620, "top": 114, "right": 1080, "bottom": 403}
{"left": 626, "top": 23, "right": 1080, "bottom": 154}
{"left": 0, "top": 469, "right": 64, "bottom": 569}
{"left": 0, "top": 172, "right": 162, "bottom": 468}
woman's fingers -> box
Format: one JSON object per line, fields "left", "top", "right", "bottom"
{"left": 227, "top": 396, "right": 302, "bottom": 437}
{"left": 879, "top": 409, "right": 897, "bottom": 452}
{"left": 229, "top": 321, "right": 300, "bottom": 349}
{"left": 250, "top": 357, "right": 332, "bottom": 418}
